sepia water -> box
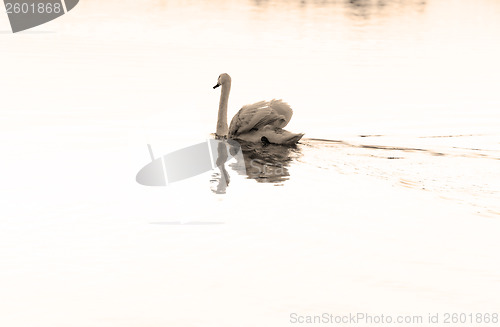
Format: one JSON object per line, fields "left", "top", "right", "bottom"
{"left": 1, "top": 1, "right": 500, "bottom": 326}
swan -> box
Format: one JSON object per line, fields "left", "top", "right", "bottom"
{"left": 213, "top": 73, "right": 304, "bottom": 145}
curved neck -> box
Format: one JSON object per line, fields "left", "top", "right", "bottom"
{"left": 216, "top": 82, "right": 231, "bottom": 136}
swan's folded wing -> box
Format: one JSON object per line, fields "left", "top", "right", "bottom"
{"left": 268, "top": 99, "right": 293, "bottom": 128}
{"left": 229, "top": 101, "right": 272, "bottom": 136}
{"left": 229, "top": 100, "right": 294, "bottom": 137}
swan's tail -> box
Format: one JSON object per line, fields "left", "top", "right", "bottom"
{"left": 286, "top": 132, "right": 305, "bottom": 145}
{"left": 262, "top": 127, "right": 304, "bottom": 145}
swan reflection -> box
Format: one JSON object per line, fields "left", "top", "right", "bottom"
{"left": 210, "top": 140, "right": 231, "bottom": 194}
{"left": 210, "top": 139, "right": 302, "bottom": 193}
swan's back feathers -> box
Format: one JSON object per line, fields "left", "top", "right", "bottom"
{"left": 229, "top": 99, "right": 293, "bottom": 137}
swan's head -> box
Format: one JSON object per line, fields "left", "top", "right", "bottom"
{"left": 213, "top": 73, "right": 231, "bottom": 89}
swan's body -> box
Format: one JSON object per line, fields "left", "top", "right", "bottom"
{"left": 214, "top": 74, "right": 303, "bottom": 145}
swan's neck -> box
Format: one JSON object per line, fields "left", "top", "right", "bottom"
{"left": 216, "top": 82, "right": 231, "bottom": 137}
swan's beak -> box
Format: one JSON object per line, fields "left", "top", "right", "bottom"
{"left": 213, "top": 83, "right": 221, "bottom": 89}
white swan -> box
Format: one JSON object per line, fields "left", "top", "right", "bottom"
{"left": 213, "top": 73, "right": 304, "bottom": 145}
